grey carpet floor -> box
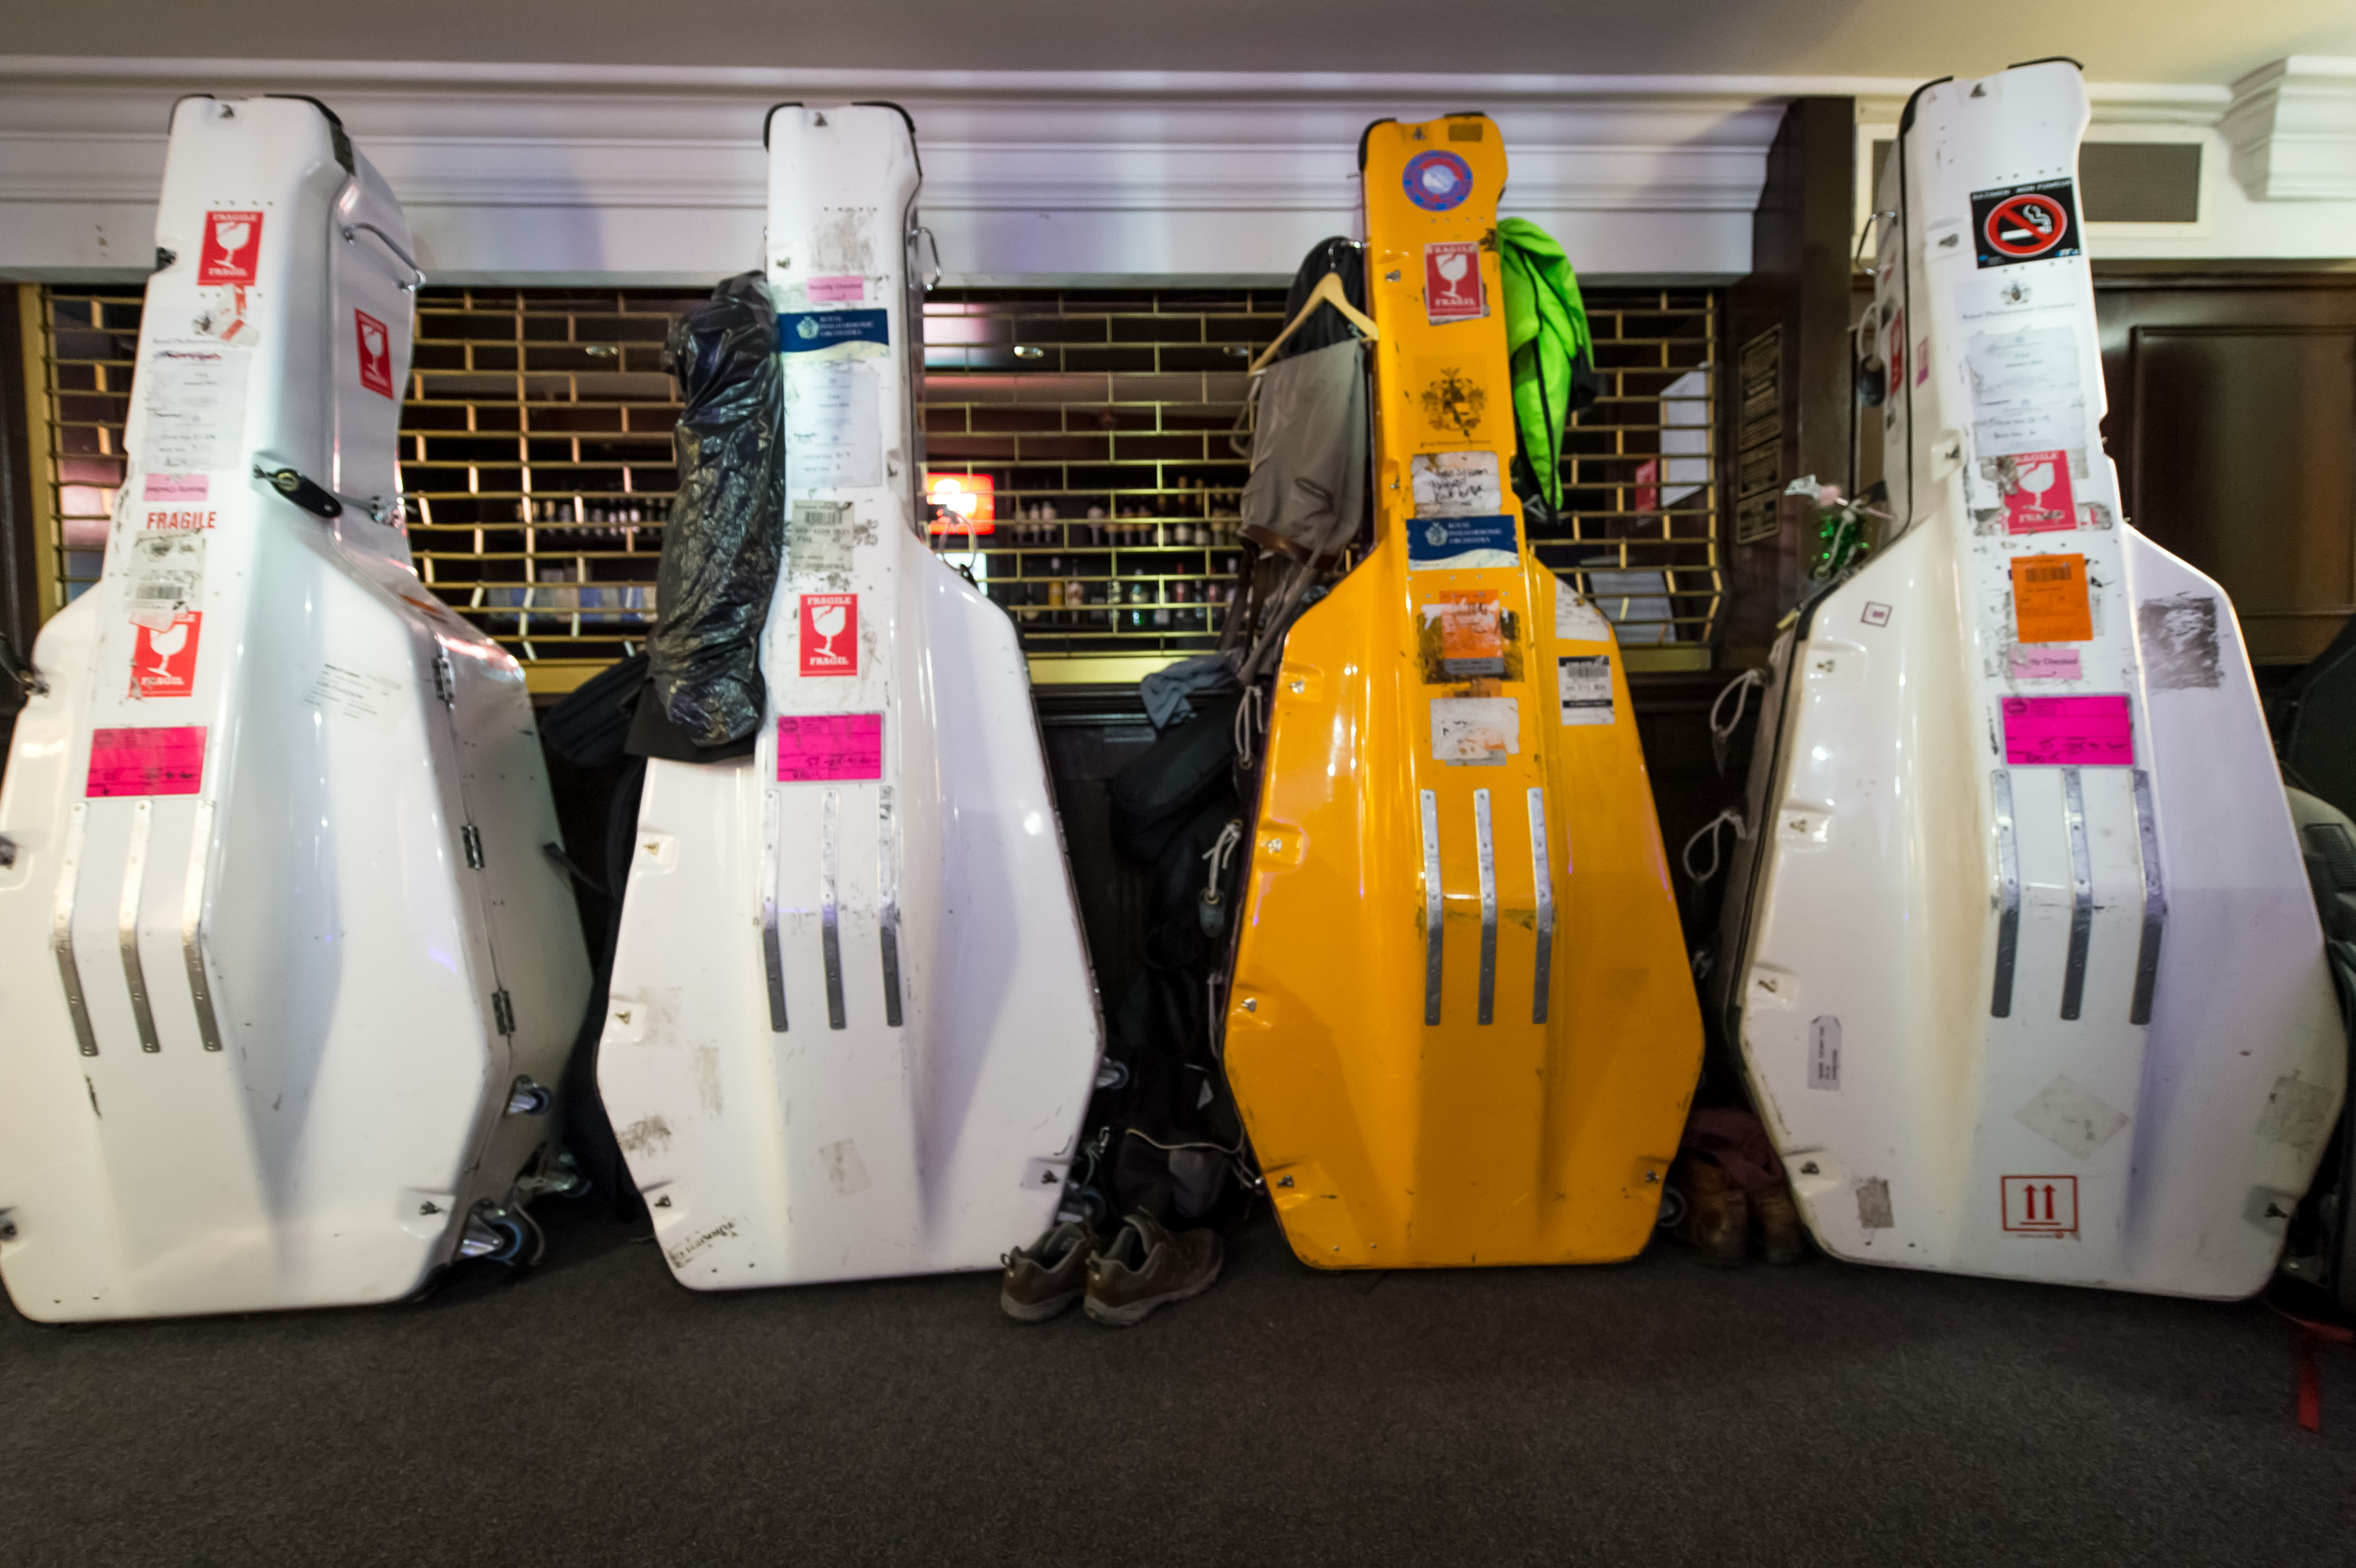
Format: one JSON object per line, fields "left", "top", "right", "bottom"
{"left": 0, "top": 1204, "right": 2347, "bottom": 1567}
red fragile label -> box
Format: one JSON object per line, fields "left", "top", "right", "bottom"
{"left": 2001, "top": 450, "right": 2076, "bottom": 533}
{"left": 2002, "top": 694, "right": 2133, "bottom": 766}
{"left": 198, "top": 211, "right": 263, "bottom": 284}
{"left": 130, "top": 612, "right": 203, "bottom": 698}
{"left": 355, "top": 309, "right": 394, "bottom": 398}
{"left": 799, "top": 593, "right": 858, "bottom": 677}
{"left": 777, "top": 714, "right": 882, "bottom": 782}
{"left": 87, "top": 726, "right": 207, "bottom": 797}
{"left": 1425, "top": 242, "right": 1486, "bottom": 323}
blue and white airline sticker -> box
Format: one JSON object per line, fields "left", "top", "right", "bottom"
{"left": 1404, "top": 151, "right": 1473, "bottom": 212}
{"left": 777, "top": 309, "right": 890, "bottom": 360}
{"left": 1407, "top": 513, "right": 1516, "bottom": 571}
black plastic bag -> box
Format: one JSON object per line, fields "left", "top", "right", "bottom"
{"left": 648, "top": 272, "right": 784, "bottom": 748}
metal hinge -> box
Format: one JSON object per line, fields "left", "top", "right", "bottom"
{"left": 460, "top": 822, "right": 484, "bottom": 869}
{"left": 432, "top": 651, "right": 455, "bottom": 707}
{"left": 491, "top": 989, "right": 514, "bottom": 1036}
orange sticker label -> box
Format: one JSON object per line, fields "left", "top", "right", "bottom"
{"left": 1420, "top": 591, "right": 1506, "bottom": 680}
{"left": 2011, "top": 553, "right": 2092, "bottom": 644}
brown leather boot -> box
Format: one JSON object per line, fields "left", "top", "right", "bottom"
{"left": 999, "top": 1220, "right": 1099, "bottom": 1321}
{"left": 1674, "top": 1158, "right": 1749, "bottom": 1266}
{"left": 1084, "top": 1212, "right": 1223, "bottom": 1326}
{"left": 1751, "top": 1179, "right": 1807, "bottom": 1265}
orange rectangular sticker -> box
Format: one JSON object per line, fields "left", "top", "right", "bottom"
{"left": 1417, "top": 590, "right": 1518, "bottom": 682}
{"left": 2011, "top": 553, "right": 2091, "bottom": 644}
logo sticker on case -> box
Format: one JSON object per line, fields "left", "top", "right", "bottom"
{"left": 1403, "top": 151, "right": 1474, "bottom": 212}
{"left": 198, "top": 211, "right": 263, "bottom": 283}
{"left": 355, "top": 309, "right": 394, "bottom": 398}
{"left": 799, "top": 593, "right": 858, "bottom": 677}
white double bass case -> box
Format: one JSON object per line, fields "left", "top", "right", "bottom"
{"left": 597, "top": 104, "right": 1103, "bottom": 1288}
{"left": 1712, "top": 60, "right": 2344, "bottom": 1296}
{"left": 0, "top": 96, "right": 593, "bottom": 1321}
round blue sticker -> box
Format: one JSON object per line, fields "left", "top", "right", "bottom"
{"left": 1403, "top": 151, "right": 1473, "bottom": 212}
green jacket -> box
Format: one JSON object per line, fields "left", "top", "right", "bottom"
{"left": 1497, "top": 217, "right": 1593, "bottom": 509}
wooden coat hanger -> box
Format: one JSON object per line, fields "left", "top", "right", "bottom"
{"left": 1248, "top": 272, "right": 1378, "bottom": 374}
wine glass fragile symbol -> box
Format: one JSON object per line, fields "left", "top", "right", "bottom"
{"left": 1436, "top": 250, "right": 1470, "bottom": 298}
{"left": 810, "top": 602, "right": 847, "bottom": 656}
{"left": 146, "top": 619, "right": 188, "bottom": 675}
{"left": 214, "top": 220, "right": 252, "bottom": 265}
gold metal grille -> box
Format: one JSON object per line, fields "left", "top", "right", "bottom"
{"left": 29, "top": 283, "right": 1720, "bottom": 683}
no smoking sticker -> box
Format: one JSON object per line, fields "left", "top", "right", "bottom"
{"left": 1970, "top": 180, "right": 2080, "bottom": 269}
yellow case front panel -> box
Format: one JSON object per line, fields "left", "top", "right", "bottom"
{"left": 1223, "top": 115, "right": 1702, "bottom": 1269}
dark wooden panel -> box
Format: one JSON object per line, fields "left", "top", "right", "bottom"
{"left": 1722, "top": 97, "right": 1857, "bottom": 670}
{"left": 2127, "top": 324, "right": 2356, "bottom": 663}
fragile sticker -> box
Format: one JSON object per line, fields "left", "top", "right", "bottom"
{"left": 1430, "top": 696, "right": 1518, "bottom": 765}
{"left": 1407, "top": 514, "right": 1516, "bottom": 572}
{"left": 130, "top": 612, "right": 202, "bottom": 699}
{"left": 777, "top": 714, "right": 883, "bottom": 782}
{"left": 1410, "top": 451, "right": 1501, "bottom": 517}
{"left": 355, "top": 309, "right": 395, "bottom": 398}
{"left": 799, "top": 593, "right": 858, "bottom": 677}
{"left": 1557, "top": 656, "right": 1613, "bottom": 726}
{"left": 2009, "top": 645, "right": 2082, "bottom": 681}
{"left": 2002, "top": 694, "right": 2134, "bottom": 766}
{"left": 87, "top": 725, "right": 206, "bottom": 797}
{"left": 1971, "top": 180, "right": 2080, "bottom": 269}
{"left": 198, "top": 210, "right": 263, "bottom": 284}
{"left": 1996, "top": 450, "right": 2076, "bottom": 532}
{"left": 2011, "top": 553, "right": 2092, "bottom": 643}
{"left": 1425, "top": 241, "right": 1486, "bottom": 323}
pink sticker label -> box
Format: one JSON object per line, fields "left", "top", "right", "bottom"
{"left": 2002, "top": 695, "right": 2132, "bottom": 766}
{"left": 777, "top": 714, "right": 883, "bottom": 782}
{"left": 2008, "top": 645, "right": 2082, "bottom": 681}
{"left": 807, "top": 276, "right": 865, "bottom": 304}
{"left": 143, "top": 473, "right": 209, "bottom": 502}
{"left": 87, "top": 725, "right": 207, "bottom": 797}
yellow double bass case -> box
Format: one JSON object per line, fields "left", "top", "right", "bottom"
{"left": 1221, "top": 115, "right": 1701, "bottom": 1268}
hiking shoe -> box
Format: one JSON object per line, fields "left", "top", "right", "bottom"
{"left": 1673, "top": 1158, "right": 1749, "bottom": 1266}
{"left": 1084, "top": 1212, "right": 1222, "bottom": 1327}
{"left": 1000, "top": 1220, "right": 1099, "bottom": 1322}
{"left": 1751, "top": 1180, "right": 1806, "bottom": 1266}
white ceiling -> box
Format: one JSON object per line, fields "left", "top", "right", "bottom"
{"left": 10, "top": 0, "right": 2354, "bottom": 85}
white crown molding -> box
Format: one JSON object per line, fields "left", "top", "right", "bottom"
{"left": 2224, "top": 55, "right": 2356, "bottom": 200}
{"left": 0, "top": 55, "right": 2314, "bottom": 282}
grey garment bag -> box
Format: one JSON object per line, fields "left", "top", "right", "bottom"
{"left": 1238, "top": 338, "right": 1367, "bottom": 564}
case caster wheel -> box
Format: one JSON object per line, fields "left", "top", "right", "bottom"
{"left": 457, "top": 1201, "right": 536, "bottom": 1265}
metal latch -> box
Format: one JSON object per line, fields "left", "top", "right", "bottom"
{"left": 432, "top": 651, "right": 455, "bottom": 707}
{"left": 490, "top": 989, "right": 514, "bottom": 1036}
{"left": 460, "top": 822, "right": 484, "bottom": 869}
